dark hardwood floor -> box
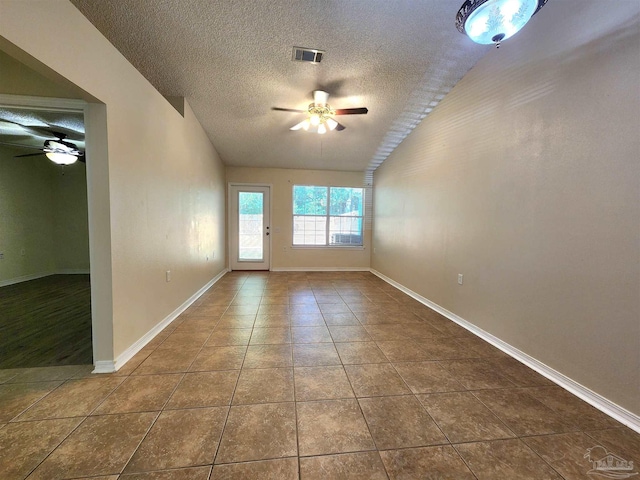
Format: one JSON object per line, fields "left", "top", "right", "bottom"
{"left": 0, "top": 274, "right": 92, "bottom": 369}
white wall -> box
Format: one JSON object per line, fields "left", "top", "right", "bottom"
{"left": 0, "top": 0, "right": 227, "bottom": 363}
{"left": 372, "top": 1, "right": 640, "bottom": 416}
{"left": 226, "top": 167, "right": 371, "bottom": 270}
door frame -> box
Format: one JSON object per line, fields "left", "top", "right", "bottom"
{"left": 227, "top": 183, "right": 272, "bottom": 271}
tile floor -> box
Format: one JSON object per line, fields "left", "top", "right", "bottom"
{"left": 0, "top": 271, "right": 638, "bottom": 479}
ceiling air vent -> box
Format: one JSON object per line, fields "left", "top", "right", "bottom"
{"left": 292, "top": 47, "right": 324, "bottom": 64}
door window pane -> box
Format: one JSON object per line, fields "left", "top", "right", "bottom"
{"left": 238, "top": 192, "right": 263, "bottom": 260}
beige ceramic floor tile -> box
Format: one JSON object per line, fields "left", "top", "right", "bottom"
{"left": 133, "top": 347, "right": 202, "bottom": 375}
{"left": 473, "top": 389, "right": 579, "bottom": 436}
{"left": 418, "top": 391, "right": 515, "bottom": 443}
{"left": 294, "top": 366, "right": 355, "bottom": 401}
{"left": 358, "top": 395, "right": 447, "bottom": 450}
{"left": 523, "top": 432, "right": 605, "bottom": 480}
{"left": 0, "top": 381, "right": 63, "bottom": 422}
{"left": 293, "top": 344, "right": 341, "bottom": 367}
{"left": 584, "top": 426, "right": 640, "bottom": 462}
{"left": 216, "top": 315, "right": 256, "bottom": 329}
{"left": 438, "top": 359, "right": 515, "bottom": 390}
{"left": 290, "top": 313, "right": 325, "bottom": 326}
{"left": 322, "top": 313, "right": 360, "bottom": 326}
{"left": 291, "top": 327, "right": 333, "bottom": 344}
{"left": 232, "top": 368, "right": 294, "bottom": 404}
{"left": 297, "top": 399, "right": 375, "bottom": 456}
{"left": 335, "top": 342, "right": 388, "bottom": 365}
{"left": 124, "top": 407, "right": 228, "bottom": 472}
{"left": 250, "top": 327, "right": 292, "bottom": 345}
{"left": 525, "top": 386, "right": 620, "bottom": 430}
{"left": 243, "top": 345, "right": 293, "bottom": 369}
{"left": 300, "top": 452, "right": 387, "bottom": 480}
{"left": 455, "top": 439, "right": 563, "bottom": 480}
{"left": 206, "top": 328, "right": 252, "bottom": 346}
{"left": 166, "top": 371, "right": 238, "bottom": 409}
{"left": 392, "top": 361, "right": 465, "bottom": 394}
{"left": 254, "top": 315, "right": 292, "bottom": 327}
{"left": 190, "top": 346, "right": 246, "bottom": 371}
{"left": 328, "top": 326, "right": 372, "bottom": 342}
{"left": 0, "top": 417, "right": 82, "bottom": 480}
{"left": 210, "top": 457, "right": 298, "bottom": 480}
{"left": 120, "top": 466, "right": 211, "bottom": 479}
{"left": 344, "top": 363, "right": 411, "bottom": 397}
{"left": 216, "top": 402, "right": 297, "bottom": 464}
{"left": 92, "top": 374, "right": 181, "bottom": 415}
{"left": 380, "top": 445, "right": 476, "bottom": 480}
{"left": 16, "top": 377, "right": 124, "bottom": 420}
{"left": 375, "top": 340, "right": 432, "bottom": 362}
{"left": 27, "top": 412, "right": 158, "bottom": 479}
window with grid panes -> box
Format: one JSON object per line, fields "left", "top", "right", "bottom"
{"left": 292, "top": 185, "right": 364, "bottom": 246}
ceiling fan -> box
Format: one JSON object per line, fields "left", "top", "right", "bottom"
{"left": 272, "top": 90, "right": 368, "bottom": 134}
{"left": 0, "top": 122, "right": 85, "bottom": 165}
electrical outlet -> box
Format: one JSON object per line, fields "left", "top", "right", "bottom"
{"left": 458, "top": 274, "right": 464, "bottom": 285}
{"left": 166, "top": 270, "right": 171, "bottom": 282}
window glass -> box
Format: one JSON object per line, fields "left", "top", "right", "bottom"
{"left": 292, "top": 185, "right": 364, "bottom": 246}
{"left": 293, "top": 186, "right": 327, "bottom": 215}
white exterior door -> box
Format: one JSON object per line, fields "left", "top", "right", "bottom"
{"left": 229, "top": 185, "right": 271, "bottom": 270}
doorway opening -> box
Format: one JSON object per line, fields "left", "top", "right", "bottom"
{"left": 229, "top": 184, "right": 271, "bottom": 271}
{"left": 0, "top": 101, "right": 92, "bottom": 368}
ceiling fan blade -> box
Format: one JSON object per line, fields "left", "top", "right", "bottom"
{"left": 334, "top": 107, "right": 368, "bottom": 115}
{"left": 14, "top": 152, "right": 45, "bottom": 158}
{"left": 0, "top": 119, "right": 84, "bottom": 141}
{"left": 0, "top": 141, "right": 44, "bottom": 150}
{"left": 334, "top": 121, "right": 346, "bottom": 131}
{"left": 272, "top": 107, "right": 307, "bottom": 113}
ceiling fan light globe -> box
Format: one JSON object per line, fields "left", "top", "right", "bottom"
{"left": 309, "top": 114, "right": 321, "bottom": 126}
{"left": 326, "top": 118, "right": 338, "bottom": 131}
{"left": 46, "top": 152, "right": 78, "bottom": 165}
{"left": 302, "top": 119, "right": 311, "bottom": 131}
{"left": 317, "top": 124, "right": 327, "bottom": 135}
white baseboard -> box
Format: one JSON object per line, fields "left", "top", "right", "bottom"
{"left": 93, "top": 269, "right": 228, "bottom": 374}
{"left": 370, "top": 268, "right": 640, "bottom": 434}
{"left": 270, "top": 267, "right": 371, "bottom": 272}
{"left": 0, "top": 271, "right": 55, "bottom": 287}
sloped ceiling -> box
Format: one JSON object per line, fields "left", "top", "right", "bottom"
{"left": 70, "top": 0, "right": 489, "bottom": 173}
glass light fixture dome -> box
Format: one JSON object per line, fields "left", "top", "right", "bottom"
{"left": 46, "top": 152, "right": 78, "bottom": 165}
{"left": 456, "top": 0, "right": 548, "bottom": 45}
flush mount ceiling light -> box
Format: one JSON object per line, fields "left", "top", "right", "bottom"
{"left": 456, "top": 0, "right": 548, "bottom": 46}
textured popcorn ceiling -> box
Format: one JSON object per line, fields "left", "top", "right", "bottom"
{"left": 70, "top": 0, "right": 488, "bottom": 173}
